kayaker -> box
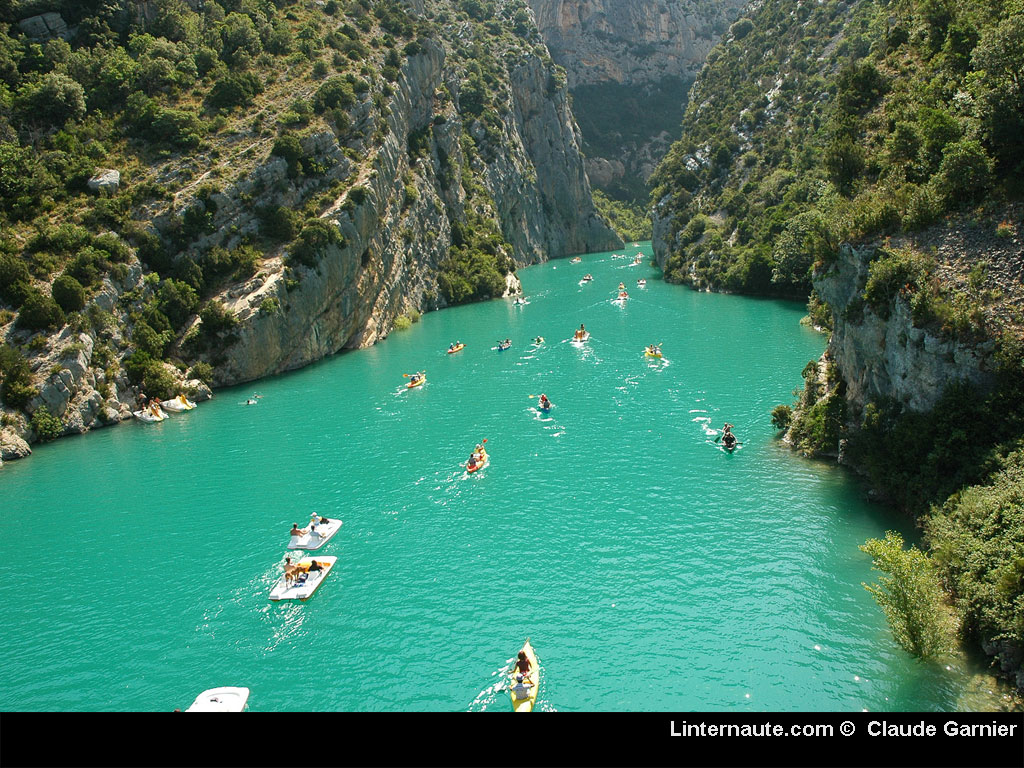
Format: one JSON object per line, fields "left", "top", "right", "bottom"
{"left": 511, "top": 674, "right": 533, "bottom": 701}
{"left": 618, "top": 282, "right": 625, "bottom": 290}
{"left": 539, "top": 394, "right": 551, "bottom": 410}
{"left": 513, "top": 650, "right": 532, "bottom": 676}
{"left": 449, "top": 342, "right": 455, "bottom": 351}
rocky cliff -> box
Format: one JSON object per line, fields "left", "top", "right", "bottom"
{"left": 527, "top": 0, "right": 747, "bottom": 200}
{"left": 0, "top": 0, "right": 619, "bottom": 460}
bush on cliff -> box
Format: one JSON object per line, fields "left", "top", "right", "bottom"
{"left": 926, "top": 454, "right": 1024, "bottom": 660}
{"left": 0, "top": 344, "right": 36, "bottom": 409}
{"left": 30, "top": 405, "right": 63, "bottom": 441}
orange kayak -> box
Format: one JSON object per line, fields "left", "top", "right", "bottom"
{"left": 447, "top": 344, "right": 465, "bottom": 354}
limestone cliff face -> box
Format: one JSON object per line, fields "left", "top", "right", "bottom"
{"left": 213, "top": 37, "right": 619, "bottom": 385}
{"left": 1, "top": 9, "right": 619, "bottom": 454}
{"left": 816, "top": 245, "right": 998, "bottom": 419}
{"left": 527, "top": 0, "right": 747, "bottom": 199}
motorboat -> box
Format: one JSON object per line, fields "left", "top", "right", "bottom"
{"left": 185, "top": 687, "right": 250, "bottom": 712}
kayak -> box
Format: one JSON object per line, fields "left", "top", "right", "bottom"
{"left": 637, "top": 279, "right": 647, "bottom": 287}
{"left": 288, "top": 517, "right": 343, "bottom": 551}
{"left": 133, "top": 407, "right": 168, "bottom": 422}
{"left": 497, "top": 343, "right": 511, "bottom": 351}
{"left": 644, "top": 349, "right": 662, "bottom": 358}
{"left": 269, "top": 556, "right": 337, "bottom": 601}
{"left": 509, "top": 640, "right": 539, "bottom": 713}
{"left": 407, "top": 376, "right": 426, "bottom": 388}
{"left": 533, "top": 337, "right": 544, "bottom": 345}
{"left": 467, "top": 448, "right": 489, "bottom": 473}
{"left": 447, "top": 344, "right": 465, "bottom": 354}
{"left": 185, "top": 687, "right": 250, "bottom": 712}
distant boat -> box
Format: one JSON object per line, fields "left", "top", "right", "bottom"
{"left": 185, "top": 687, "right": 250, "bottom": 712}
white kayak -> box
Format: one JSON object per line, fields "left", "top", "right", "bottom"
{"left": 269, "top": 556, "right": 337, "bottom": 601}
{"left": 288, "top": 518, "right": 343, "bottom": 550}
{"left": 185, "top": 687, "right": 250, "bottom": 712}
{"left": 133, "top": 407, "right": 168, "bottom": 422}
{"left": 162, "top": 395, "right": 197, "bottom": 412}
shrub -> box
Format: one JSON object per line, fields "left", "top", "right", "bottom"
{"left": 0, "top": 254, "right": 32, "bottom": 307}
{"left": 0, "top": 344, "right": 36, "bottom": 408}
{"left": 771, "top": 404, "right": 793, "bottom": 431}
{"left": 860, "top": 531, "right": 954, "bottom": 659}
{"left": 16, "top": 289, "right": 65, "bottom": 331}
{"left": 30, "top": 404, "right": 63, "bottom": 440}
{"left": 289, "top": 219, "right": 343, "bottom": 268}
{"left": 313, "top": 76, "right": 356, "bottom": 113}
{"left": 189, "top": 361, "right": 214, "bottom": 386}
{"left": 51, "top": 274, "right": 86, "bottom": 313}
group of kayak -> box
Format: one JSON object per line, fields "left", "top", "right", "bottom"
{"left": 133, "top": 393, "right": 197, "bottom": 422}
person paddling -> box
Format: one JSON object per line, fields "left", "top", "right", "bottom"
{"left": 538, "top": 394, "right": 552, "bottom": 410}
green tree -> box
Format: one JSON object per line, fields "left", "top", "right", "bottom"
{"left": 14, "top": 72, "right": 86, "bottom": 126}
{"left": 860, "top": 531, "right": 954, "bottom": 659}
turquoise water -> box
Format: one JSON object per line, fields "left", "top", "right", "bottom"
{"left": 0, "top": 244, "right": 978, "bottom": 712}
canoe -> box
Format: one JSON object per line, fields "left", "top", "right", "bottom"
{"left": 185, "top": 687, "right": 250, "bottom": 712}
{"left": 447, "top": 344, "right": 465, "bottom": 354}
{"left": 467, "top": 448, "right": 489, "bottom": 473}
{"left": 407, "top": 376, "right": 426, "bottom": 388}
{"left": 509, "top": 640, "right": 539, "bottom": 712}
{"left": 288, "top": 518, "right": 343, "bottom": 551}
{"left": 269, "top": 556, "right": 337, "bottom": 601}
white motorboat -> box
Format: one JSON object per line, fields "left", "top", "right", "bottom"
{"left": 185, "top": 687, "right": 250, "bottom": 712}
{"left": 287, "top": 516, "right": 343, "bottom": 550}
{"left": 269, "top": 556, "right": 337, "bottom": 601}
{"left": 162, "top": 395, "right": 197, "bottom": 412}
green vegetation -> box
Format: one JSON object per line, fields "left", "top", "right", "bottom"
{"left": 651, "top": 0, "right": 1023, "bottom": 298}
{"left": 591, "top": 190, "right": 651, "bottom": 243}
{"left": 860, "top": 531, "right": 955, "bottom": 659}
{"left": 29, "top": 404, "right": 63, "bottom": 440}
{"left": 926, "top": 454, "right": 1024, "bottom": 656}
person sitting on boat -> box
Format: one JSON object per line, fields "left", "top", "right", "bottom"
{"left": 618, "top": 282, "right": 625, "bottom": 290}
{"left": 539, "top": 394, "right": 551, "bottom": 410}
{"left": 513, "top": 650, "right": 532, "bottom": 677}
{"left": 409, "top": 371, "right": 424, "bottom": 383}
{"left": 574, "top": 324, "right": 586, "bottom": 340}
{"left": 290, "top": 523, "right": 307, "bottom": 538}
{"left": 449, "top": 342, "right": 456, "bottom": 351}
{"left": 307, "top": 560, "right": 323, "bottom": 573}
{"left": 284, "top": 557, "right": 300, "bottom": 585}
{"left": 511, "top": 674, "right": 533, "bottom": 701}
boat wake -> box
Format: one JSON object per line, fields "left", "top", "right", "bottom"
{"left": 466, "top": 659, "right": 515, "bottom": 712}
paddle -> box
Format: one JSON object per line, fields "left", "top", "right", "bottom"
{"left": 403, "top": 371, "right": 426, "bottom": 377}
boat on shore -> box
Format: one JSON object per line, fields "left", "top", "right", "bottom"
{"left": 509, "top": 640, "right": 539, "bottom": 713}
{"left": 185, "top": 687, "right": 250, "bottom": 712}
{"left": 133, "top": 406, "right": 168, "bottom": 422}
{"left": 269, "top": 556, "right": 337, "bottom": 601}
{"left": 162, "top": 394, "right": 197, "bottom": 412}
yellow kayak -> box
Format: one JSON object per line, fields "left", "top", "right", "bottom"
{"left": 644, "top": 348, "right": 662, "bottom": 358}
{"left": 509, "top": 639, "right": 539, "bottom": 712}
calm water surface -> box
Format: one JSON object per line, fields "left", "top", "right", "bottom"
{"left": 0, "top": 244, "right": 981, "bottom": 711}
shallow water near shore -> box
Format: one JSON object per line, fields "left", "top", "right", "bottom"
{"left": 0, "top": 243, "right": 999, "bottom": 711}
